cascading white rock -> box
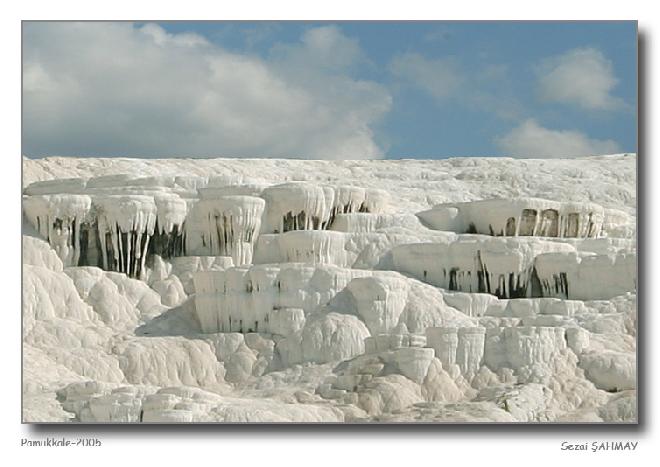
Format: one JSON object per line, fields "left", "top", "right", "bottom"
{"left": 456, "top": 327, "right": 486, "bottom": 379}
{"left": 185, "top": 195, "right": 265, "bottom": 266}
{"left": 392, "top": 237, "right": 636, "bottom": 300}
{"left": 602, "top": 208, "right": 634, "bottom": 239}
{"left": 150, "top": 194, "right": 188, "bottom": 258}
{"left": 391, "top": 237, "right": 575, "bottom": 298}
{"left": 198, "top": 183, "right": 267, "bottom": 199}
{"left": 329, "top": 213, "right": 383, "bottom": 233}
{"left": 361, "top": 188, "right": 390, "bottom": 214}
{"left": 260, "top": 183, "right": 389, "bottom": 234}
{"left": 426, "top": 326, "right": 485, "bottom": 379}
{"left": 426, "top": 327, "right": 459, "bottom": 369}
{"left": 441, "top": 292, "right": 500, "bottom": 318}
{"left": 23, "top": 194, "right": 92, "bottom": 267}
{"left": 326, "top": 186, "right": 389, "bottom": 228}
{"left": 277, "top": 312, "right": 371, "bottom": 366}
{"left": 254, "top": 231, "right": 349, "bottom": 266}
{"left": 23, "top": 188, "right": 195, "bottom": 277}
{"left": 331, "top": 186, "right": 367, "bottom": 218}
{"left": 86, "top": 174, "right": 135, "bottom": 189}
{"left": 193, "top": 263, "right": 371, "bottom": 334}
{"left": 327, "top": 212, "right": 416, "bottom": 233}
{"left": 275, "top": 230, "right": 348, "bottom": 266}
{"left": 484, "top": 326, "right": 567, "bottom": 371}
{"left": 348, "top": 276, "right": 410, "bottom": 334}
{"left": 173, "top": 175, "right": 210, "bottom": 195}
{"left": 94, "top": 195, "right": 157, "bottom": 279}
{"left": 23, "top": 178, "right": 261, "bottom": 276}
{"left": 21, "top": 154, "right": 638, "bottom": 424}
{"left": 24, "top": 178, "right": 87, "bottom": 196}
{"left": 364, "top": 332, "right": 427, "bottom": 354}
{"left": 261, "top": 182, "right": 329, "bottom": 233}
{"left": 533, "top": 251, "right": 637, "bottom": 300}
{"left": 426, "top": 324, "right": 575, "bottom": 383}
{"left": 418, "top": 198, "right": 605, "bottom": 238}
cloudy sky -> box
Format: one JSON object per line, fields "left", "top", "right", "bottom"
{"left": 22, "top": 21, "right": 636, "bottom": 159}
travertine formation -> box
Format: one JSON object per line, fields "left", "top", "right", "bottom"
{"left": 418, "top": 198, "right": 606, "bottom": 238}
{"left": 22, "top": 154, "right": 637, "bottom": 423}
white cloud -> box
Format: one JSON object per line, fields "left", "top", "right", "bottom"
{"left": 23, "top": 22, "right": 392, "bottom": 159}
{"left": 277, "top": 25, "right": 362, "bottom": 71}
{"left": 389, "top": 53, "right": 523, "bottom": 120}
{"left": 496, "top": 119, "right": 620, "bottom": 158}
{"left": 389, "top": 52, "right": 463, "bottom": 101}
{"left": 536, "top": 47, "right": 625, "bottom": 111}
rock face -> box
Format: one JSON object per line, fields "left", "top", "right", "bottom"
{"left": 22, "top": 154, "right": 637, "bottom": 423}
{"left": 392, "top": 238, "right": 635, "bottom": 300}
{"left": 418, "top": 198, "right": 605, "bottom": 238}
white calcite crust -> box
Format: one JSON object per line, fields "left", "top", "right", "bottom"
{"left": 186, "top": 195, "right": 265, "bottom": 265}
{"left": 22, "top": 154, "right": 637, "bottom": 423}
{"left": 418, "top": 197, "right": 605, "bottom": 238}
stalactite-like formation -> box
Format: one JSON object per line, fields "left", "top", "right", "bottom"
{"left": 192, "top": 263, "right": 368, "bottom": 334}
{"left": 22, "top": 176, "right": 393, "bottom": 283}
{"left": 261, "top": 183, "right": 389, "bottom": 233}
{"left": 262, "top": 183, "right": 329, "bottom": 233}
{"left": 392, "top": 238, "right": 635, "bottom": 301}
{"left": 22, "top": 175, "right": 633, "bottom": 300}
{"left": 391, "top": 238, "right": 568, "bottom": 299}
{"left": 22, "top": 155, "right": 638, "bottom": 424}
{"left": 324, "top": 186, "right": 389, "bottom": 229}
{"left": 533, "top": 251, "right": 636, "bottom": 300}
{"left": 277, "top": 230, "right": 348, "bottom": 266}
{"left": 23, "top": 194, "right": 92, "bottom": 267}
{"left": 148, "top": 195, "right": 188, "bottom": 259}
{"left": 418, "top": 198, "right": 605, "bottom": 238}
{"left": 395, "top": 239, "right": 546, "bottom": 299}
{"left": 186, "top": 195, "right": 265, "bottom": 265}
{"left": 95, "top": 195, "right": 158, "bottom": 279}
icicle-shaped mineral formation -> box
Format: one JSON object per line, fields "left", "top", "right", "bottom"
{"left": 261, "top": 182, "right": 329, "bottom": 233}
{"left": 192, "top": 263, "right": 369, "bottom": 334}
{"left": 23, "top": 194, "right": 92, "bottom": 266}
{"left": 150, "top": 194, "right": 188, "bottom": 259}
{"left": 185, "top": 195, "right": 265, "bottom": 265}
{"left": 95, "top": 195, "right": 158, "bottom": 279}
{"left": 418, "top": 198, "right": 605, "bottom": 238}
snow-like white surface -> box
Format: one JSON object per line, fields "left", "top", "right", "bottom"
{"left": 22, "top": 154, "right": 637, "bottom": 423}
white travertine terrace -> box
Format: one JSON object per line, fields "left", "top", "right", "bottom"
{"left": 95, "top": 195, "right": 158, "bottom": 279}
{"left": 261, "top": 182, "right": 330, "bottom": 233}
{"left": 22, "top": 154, "right": 637, "bottom": 423}
{"left": 193, "top": 263, "right": 372, "bottom": 335}
{"left": 23, "top": 194, "right": 92, "bottom": 267}
{"left": 185, "top": 195, "right": 265, "bottom": 265}
{"left": 418, "top": 198, "right": 605, "bottom": 238}
{"left": 391, "top": 237, "right": 636, "bottom": 300}
{"left": 260, "top": 182, "right": 390, "bottom": 234}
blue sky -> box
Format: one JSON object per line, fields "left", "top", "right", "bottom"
{"left": 23, "top": 21, "right": 637, "bottom": 159}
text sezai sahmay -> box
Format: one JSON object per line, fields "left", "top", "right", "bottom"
{"left": 561, "top": 441, "right": 639, "bottom": 452}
